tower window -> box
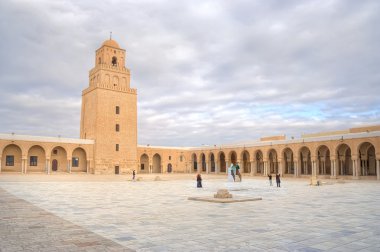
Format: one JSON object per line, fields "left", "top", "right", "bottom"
{"left": 98, "top": 57, "right": 101, "bottom": 64}
{"left": 112, "top": 56, "right": 117, "bottom": 66}
{"left": 116, "top": 144, "right": 119, "bottom": 151}
{"left": 30, "top": 156, "right": 38, "bottom": 166}
{"left": 116, "top": 106, "right": 120, "bottom": 114}
{"left": 169, "top": 156, "right": 171, "bottom": 160}
{"left": 116, "top": 124, "right": 120, "bottom": 132}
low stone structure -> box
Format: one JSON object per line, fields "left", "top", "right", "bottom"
{"left": 214, "top": 189, "right": 232, "bottom": 198}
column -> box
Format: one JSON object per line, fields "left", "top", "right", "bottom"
{"left": 206, "top": 162, "right": 209, "bottom": 174}
{"left": 311, "top": 160, "right": 317, "bottom": 178}
{"left": 0, "top": 155, "right": 2, "bottom": 173}
{"left": 197, "top": 161, "right": 201, "bottom": 173}
{"left": 86, "top": 159, "right": 90, "bottom": 174}
{"left": 264, "top": 161, "right": 268, "bottom": 176}
{"left": 278, "top": 160, "right": 283, "bottom": 176}
{"left": 376, "top": 160, "right": 380, "bottom": 180}
{"left": 294, "top": 161, "right": 298, "bottom": 177}
{"left": 47, "top": 158, "right": 51, "bottom": 174}
{"left": 22, "top": 158, "right": 27, "bottom": 174}
{"left": 330, "top": 159, "right": 336, "bottom": 178}
{"left": 215, "top": 161, "right": 219, "bottom": 174}
{"left": 225, "top": 159, "right": 230, "bottom": 174}
{"left": 251, "top": 161, "right": 256, "bottom": 176}
{"left": 45, "top": 159, "right": 48, "bottom": 174}
{"left": 353, "top": 159, "right": 359, "bottom": 179}
{"left": 67, "top": 159, "right": 72, "bottom": 173}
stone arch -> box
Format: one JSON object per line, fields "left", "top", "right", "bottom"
{"left": 299, "top": 146, "right": 312, "bottom": 175}
{"left": 336, "top": 144, "right": 352, "bottom": 176}
{"left": 152, "top": 153, "right": 161, "bottom": 173}
{"left": 218, "top": 151, "right": 226, "bottom": 173}
{"left": 27, "top": 145, "right": 46, "bottom": 173}
{"left": 191, "top": 153, "right": 197, "bottom": 172}
{"left": 50, "top": 146, "right": 68, "bottom": 172}
{"left": 282, "top": 147, "right": 294, "bottom": 174}
{"left": 200, "top": 153, "right": 206, "bottom": 172}
{"left": 72, "top": 147, "right": 87, "bottom": 172}
{"left": 241, "top": 150, "right": 251, "bottom": 173}
{"left": 140, "top": 154, "right": 149, "bottom": 173}
{"left": 317, "top": 145, "right": 331, "bottom": 175}
{"left": 358, "top": 142, "right": 376, "bottom": 176}
{"left": 268, "top": 149, "right": 278, "bottom": 174}
{"left": 255, "top": 150, "right": 264, "bottom": 174}
{"left": 209, "top": 152, "right": 216, "bottom": 172}
{"left": 2, "top": 144, "right": 22, "bottom": 172}
{"left": 228, "top": 151, "right": 237, "bottom": 163}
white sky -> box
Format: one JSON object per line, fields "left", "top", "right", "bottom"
{"left": 0, "top": 0, "right": 379, "bottom": 146}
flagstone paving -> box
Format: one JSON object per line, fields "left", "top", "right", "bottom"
{"left": 1, "top": 174, "right": 380, "bottom": 251}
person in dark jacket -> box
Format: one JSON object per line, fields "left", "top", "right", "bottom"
{"left": 276, "top": 173, "right": 281, "bottom": 187}
{"left": 196, "top": 173, "right": 202, "bottom": 188}
{"left": 268, "top": 174, "right": 272, "bottom": 186}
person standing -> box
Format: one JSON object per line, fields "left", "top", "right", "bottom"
{"left": 229, "top": 162, "right": 236, "bottom": 181}
{"left": 236, "top": 163, "right": 242, "bottom": 182}
{"left": 268, "top": 174, "right": 272, "bottom": 186}
{"left": 132, "top": 170, "right": 136, "bottom": 181}
{"left": 276, "top": 173, "right": 281, "bottom": 187}
{"left": 196, "top": 173, "right": 202, "bottom": 188}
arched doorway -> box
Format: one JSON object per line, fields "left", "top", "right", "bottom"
{"left": 191, "top": 153, "right": 197, "bottom": 172}
{"left": 219, "top": 152, "right": 226, "bottom": 173}
{"left": 337, "top": 144, "right": 352, "bottom": 176}
{"left": 27, "top": 145, "right": 46, "bottom": 173}
{"left": 2, "top": 144, "right": 22, "bottom": 172}
{"left": 201, "top": 153, "right": 206, "bottom": 172}
{"left": 242, "top": 151, "right": 250, "bottom": 173}
{"left": 50, "top": 146, "right": 67, "bottom": 172}
{"left": 359, "top": 142, "right": 376, "bottom": 176}
{"left": 300, "top": 147, "right": 312, "bottom": 175}
{"left": 52, "top": 159, "right": 58, "bottom": 171}
{"left": 283, "top": 148, "right": 294, "bottom": 175}
{"left": 152, "top": 154, "right": 161, "bottom": 173}
{"left": 72, "top": 147, "right": 87, "bottom": 172}
{"left": 256, "top": 150, "right": 264, "bottom": 174}
{"left": 140, "top": 154, "right": 149, "bottom": 173}
{"left": 167, "top": 163, "right": 172, "bottom": 173}
{"left": 317, "top": 145, "right": 331, "bottom": 175}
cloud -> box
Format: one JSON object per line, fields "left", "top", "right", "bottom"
{"left": 0, "top": 0, "right": 379, "bottom": 146}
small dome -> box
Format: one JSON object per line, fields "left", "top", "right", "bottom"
{"left": 102, "top": 39, "right": 120, "bottom": 49}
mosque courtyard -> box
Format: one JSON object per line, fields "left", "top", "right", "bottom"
{"left": 0, "top": 174, "right": 379, "bottom": 252}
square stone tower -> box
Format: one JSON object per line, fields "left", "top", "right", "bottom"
{"left": 80, "top": 39, "right": 137, "bottom": 174}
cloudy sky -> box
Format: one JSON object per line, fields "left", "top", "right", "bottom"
{"left": 0, "top": 0, "right": 379, "bottom": 146}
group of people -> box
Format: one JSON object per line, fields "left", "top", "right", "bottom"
{"left": 268, "top": 173, "right": 281, "bottom": 187}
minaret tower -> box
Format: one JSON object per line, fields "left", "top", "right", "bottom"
{"left": 80, "top": 38, "right": 137, "bottom": 174}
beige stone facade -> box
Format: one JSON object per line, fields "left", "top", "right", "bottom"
{"left": 1, "top": 39, "right": 379, "bottom": 180}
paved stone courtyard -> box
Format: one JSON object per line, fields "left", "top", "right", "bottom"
{"left": 1, "top": 174, "right": 380, "bottom": 251}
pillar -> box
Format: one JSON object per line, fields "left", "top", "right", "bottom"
{"left": 251, "top": 161, "right": 256, "bottom": 176}
{"left": 278, "top": 160, "right": 283, "bottom": 176}
{"left": 67, "top": 159, "right": 71, "bottom": 173}
{"left": 376, "top": 160, "right": 380, "bottom": 180}
{"left": 353, "top": 158, "right": 359, "bottom": 179}
{"left": 86, "top": 159, "right": 90, "bottom": 174}
{"left": 215, "top": 161, "right": 219, "bottom": 174}
{"left": 0, "top": 155, "right": 2, "bottom": 173}
{"left": 330, "top": 159, "right": 336, "bottom": 178}
{"left": 206, "top": 162, "right": 209, "bottom": 174}
{"left": 22, "top": 158, "right": 27, "bottom": 174}
{"left": 264, "top": 161, "right": 268, "bottom": 176}
{"left": 311, "top": 160, "right": 317, "bottom": 178}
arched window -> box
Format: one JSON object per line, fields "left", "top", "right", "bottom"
{"left": 112, "top": 56, "right": 117, "bottom": 66}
